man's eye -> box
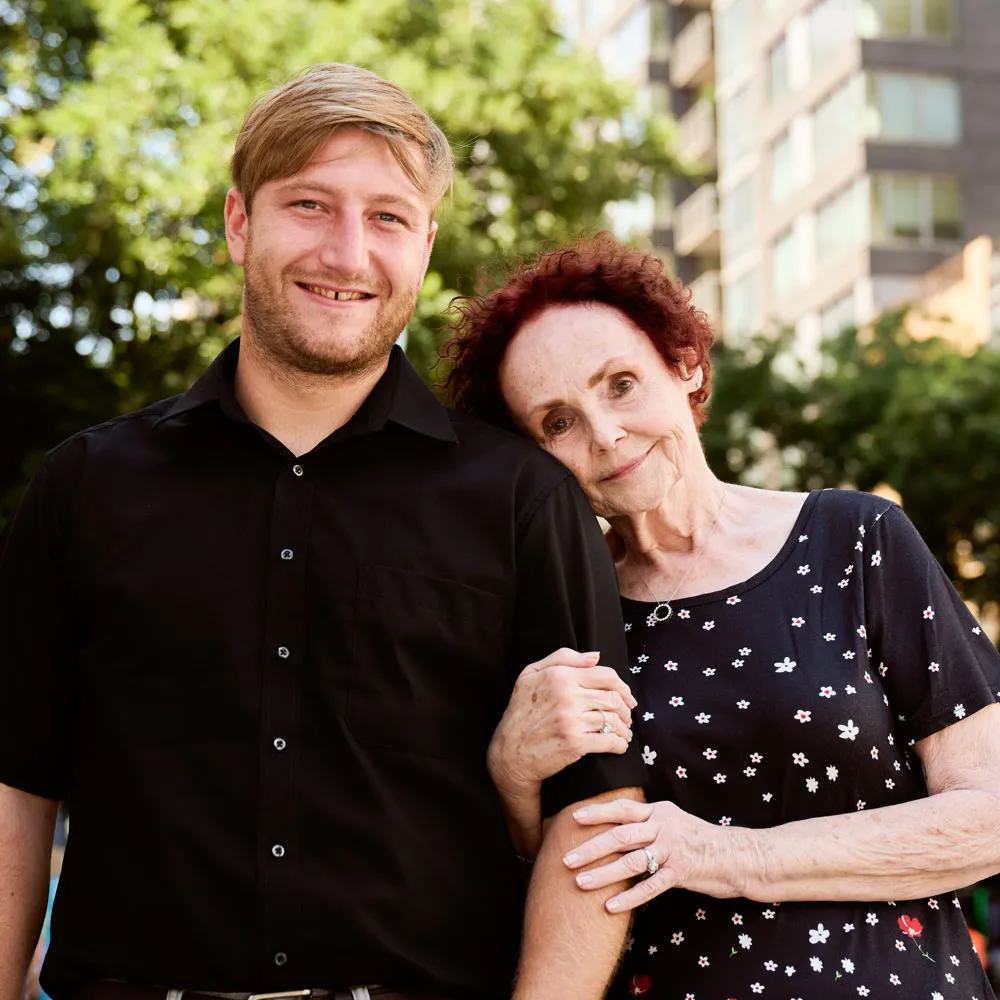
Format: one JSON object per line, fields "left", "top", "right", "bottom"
{"left": 293, "top": 200, "right": 321, "bottom": 210}
{"left": 376, "top": 212, "right": 403, "bottom": 224}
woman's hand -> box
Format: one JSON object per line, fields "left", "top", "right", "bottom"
{"left": 487, "top": 647, "right": 637, "bottom": 801}
{"left": 562, "top": 798, "right": 743, "bottom": 912}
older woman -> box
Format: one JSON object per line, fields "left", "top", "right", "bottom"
{"left": 445, "top": 235, "right": 1000, "bottom": 999}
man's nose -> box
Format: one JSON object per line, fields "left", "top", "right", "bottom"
{"left": 317, "top": 212, "right": 368, "bottom": 279}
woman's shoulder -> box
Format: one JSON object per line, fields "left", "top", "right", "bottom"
{"left": 811, "top": 488, "right": 899, "bottom": 530}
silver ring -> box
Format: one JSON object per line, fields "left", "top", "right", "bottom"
{"left": 643, "top": 848, "right": 659, "bottom": 876}
{"left": 599, "top": 710, "right": 612, "bottom": 735}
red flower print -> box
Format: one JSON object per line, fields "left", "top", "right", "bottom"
{"left": 628, "top": 974, "right": 652, "bottom": 995}
{"left": 898, "top": 915, "right": 923, "bottom": 938}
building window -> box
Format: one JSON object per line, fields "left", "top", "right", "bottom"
{"left": 771, "top": 230, "right": 799, "bottom": 300}
{"left": 860, "top": 0, "right": 954, "bottom": 39}
{"left": 717, "top": 0, "right": 750, "bottom": 82}
{"left": 816, "top": 180, "right": 868, "bottom": 263}
{"left": 767, "top": 35, "right": 790, "bottom": 104}
{"left": 813, "top": 75, "right": 865, "bottom": 167}
{"left": 820, "top": 292, "right": 857, "bottom": 337}
{"left": 723, "top": 269, "right": 758, "bottom": 339}
{"left": 584, "top": 0, "right": 618, "bottom": 34}
{"left": 721, "top": 176, "right": 756, "bottom": 265}
{"left": 769, "top": 131, "right": 796, "bottom": 204}
{"left": 810, "top": 0, "right": 859, "bottom": 70}
{"left": 870, "top": 174, "right": 961, "bottom": 245}
{"left": 867, "top": 72, "right": 961, "bottom": 144}
{"left": 598, "top": 4, "right": 651, "bottom": 78}
{"left": 718, "top": 85, "right": 752, "bottom": 172}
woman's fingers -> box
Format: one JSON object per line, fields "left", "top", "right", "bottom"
{"left": 605, "top": 866, "right": 676, "bottom": 912}
{"left": 563, "top": 817, "right": 655, "bottom": 868}
{"left": 526, "top": 647, "right": 601, "bottom": 672}
{"left": 583, "top": 709, "right": 632, "bottom": 742}
{"left": 569, "top": 799, "right": 653, "bottom": 830}
{"left": 587, "top": 689, "right": 633, "bottom": 728}
{"left": 578, "top": 665, "right": 637, "bottom": 709}
{"left": 573, "top": 846, "right": 658, "bottom": 890}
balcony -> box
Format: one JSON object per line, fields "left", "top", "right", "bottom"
{"left": 674, "top": 182, "right": 720, "bottom": 257}
{"left": 669, "top": 11, "right": 714, "bottom": 89}
{"left": 678, "top": 99, "right": 716, "bottom": 169}
{"left": 669, "top": 0, "right": 712, "bottom": 8}
{"left": 688, "top": 270, "right": 722, "bottom": 330}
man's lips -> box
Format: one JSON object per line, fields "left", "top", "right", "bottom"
{"left": 601, "top": 447, "right": 652, "bottom": 482}
{"left": 295, "top": 281, "right": 376, "bottom": 303}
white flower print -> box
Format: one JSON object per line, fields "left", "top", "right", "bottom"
{"left": 675, "top": 766, "right": 688, "bottom": 778}
{"left": 797, "top": 565, "right": 810, "bottom": 575}
{"left": 857, "top": 800, "right": 866, "bottom": 810}
{"left": 737, "top": 700, "right": 750, "bottom": 709}
{"left": 953, "top": 896, "right": 962, "bottom": 908}
{"left": 764, "top": 960, "right": 778, "bottom": 971}
{"left": 928, "top": 661, "right": 940, "bottom": 672}
{"left": 732, "top": 658, "right": 745, "bottom": 668}
{"left": 750, "top": 984, "right": 763, "bottom": 994}
{"left": 893, "top": 761, "right": 901, "bottom": 771}
{"left": 809, "top": 924, "right": 830, "bottom": 944}
{"left": 739, "top": 934, "right": 753, "bottom": 949}
{"left": 870, "top": 550, "right": 882, "bottom": 567}
{"left": 643, "top": 711, "right": 654, "bottom": 721}
{"left": 806, "top": 777, "right": 819, "bottom": 793}
{"left": 858, "top": 525, "right": 866, "bottom": 536}
{"left": 827, "top": 766, "right": 839, "bottom": 780}
{"left": 792, "top": 752, "right": 809, "bottom": 766}
{"left": 775, "top": 657, "right": 796, "bottom": 673}
{"left": 648, "top": 945, "right": 657, "bottom": 955}
{"left": 839, "top": 719, "right": 860, "bottom": 740}
{"left": 702, "top": 621, "right": 715, "bottom": 631}
{"left": 698, "top": 955, "right": 709, "bottom": 967}
{"left": 794, "top": 709, "right": 812, "bottom": 723}
{"left": 720, "top": 816, "right": 731, "bottom": 826}
{"left": 879, "top": 663, "right": 888, "bottom": 676}
{"left": 819, "top": 686, "right": 836, "bottom": 698}
{"left": 854, "top": 539, "right": 864, "bottom": 551}
{"left": 870, "top": 746, "right": 879, "bottom": 759}
{"left": 889, "top": 973, "right": 900, "bottom": 985}
{"left": 740, "top": 647, "right": 752, "bottom": 655}
{"left": 664, "top": 660, "right": 678, "bottom": 670}
{"left": 887, "top": 735, "right": 894, "bottom": 746}
{"left": 949, "top": 954, "right": 960, "bottom": 966}
{"left": 823, "top": 633, "right": 836, "bottom": 641}
{"left": 763, "top": 909, "right": 776, "bottom": 919}
{"left": 637, "top": 654, "right": 648, "bottom": 663}
{"left": 845, "top": 684, "right": 857, "bottom": 694}
{"left": 713, "top": 773, "right": 727, "bottom": 784}
{"left": 703, "top": 667, "right": 716, "bottom": 677}
{"left": 865, "top": 912, "right": 878, "bottom": 925}
{"left": 864, "top": 672, "right": 873, "bottom": 683}
{"left": 973, "top": 625, "right": 982, "bottom": 635}
{"left": 931, "top": 993, "right": 943, "bottom": 1000}
{"left": 630, "top": 666, "right": 642, "bottom": 674}
{"left": 624, "top": 622, "right": 632, "bottom": 631}
{"left": 809, "top": 956, "right": 823, "bottom": 972}
{"left": 857, "top": 625, "right": 867, "bottom": 638}
{"left": 945, "top": 973, "right": 955, "bottom": 983}
{"left": 791, "top": 616, "right": 805, "bottom": 627}
{"left": 671, "top": 931, "right": 684, "bottom": 944}
{"left": 678, "top": 609, "right": 690, "bottom": 619}
{"left": 841, "top": 958, "right": 855, "bottom": 973}
{"left": 895, "top": 940, "right": 906, "bottom": 952}
{"left": 763, "top": 792, "right": 773, "bottom": 801}
{"left": 843, "top": 923, "right": 855, "bottom": 932}
{"left": 695, "top": 908, "right": 706, "bottom": 920}
{"left": 838, "top": 579, "right": 850, "bottom": 588}
{"left": 696, "top": 712, "right": 711, "bottom": 724}
{"left": 954, "top": 703, "right": 967, "bottom": 719}
{"left": 669, "top": 696, "right": 684, "bottom": 706}
{"left": 843, "top": 650, "right": 856, "bottom": 660}
{"left": 799, "top": 534, "right": 808, "bottom": 541}
{"left": 885, "top": 778, "right": 895, "bottom": 789}
{"left": 750, "top": 752, "right": 763, "bottom": 762}
{"left": 726, "top": 595, "right": 741, "bottom": 605}
{"left": 923, "top": 606, "right": 935, "bottom": 620}
{"left": 856, "top": 988, "right": 870, "bottom": 997}
{"left": 641, "top": 746, "right": 657, "bottom": 765}
{"left": 744, "top": 766, "right": 757, "bottom": 776}
{"left": 703, "top": 748, "right": 717, "bottom": 759}
{"left": 784, "top": 965, "right": 795, "bottom": 975}
{"left": 811, "top": 584, "right": 823, "bottom": 594}
{"left": 928, "top": 898, "right": 939, "bottom": 910}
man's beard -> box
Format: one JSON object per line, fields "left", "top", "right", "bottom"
{"left": 241, "top": 245, "right": 419, "bottom": 379}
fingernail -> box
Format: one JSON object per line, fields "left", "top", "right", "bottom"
{"left": 606, "top": 899, "right": 622, "bottom": 912}
{"left": 626, "top": 730, "right": 633, "bottom": 742}
{"left": 563, "top": 852, "right": 580, "bottom": 866}
{"left": 576, "top": 873, "right": 593, "bottom": 887}
{"left": 573, "top": 808, "right": 589, "bottom": 820}
{"left": 583, "top": 651, "right": 600, "bottom": 658}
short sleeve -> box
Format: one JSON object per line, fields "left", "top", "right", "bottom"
{"left": 864, "top": 503, "right": 1000, "bottom": 745}
{"left": 510, "top": 473, "right": 648, "bottom": 817}
{"left": 0, "top": 457, "right": 77, "bottom": 799}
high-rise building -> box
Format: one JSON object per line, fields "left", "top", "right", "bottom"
{"left": 558, "top": 0, "right": 1000, "bottom": 346}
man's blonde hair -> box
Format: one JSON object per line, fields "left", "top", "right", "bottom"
{"left": 231, "top": 63, "right": 453, "bottom": 215}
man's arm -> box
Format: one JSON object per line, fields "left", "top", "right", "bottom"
{"left": 514, "top": 786, "right": 644, "bottom": 1000}
{"left": 0, "top": 784, "right": 57, "bottom": 1000}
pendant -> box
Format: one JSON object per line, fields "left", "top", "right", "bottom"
{"left": 646, "top": 601, "right": 673, "bottom": 627}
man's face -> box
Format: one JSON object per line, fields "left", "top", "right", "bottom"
{"left": 225, "top": 129, "right": 437, "bottom": 377}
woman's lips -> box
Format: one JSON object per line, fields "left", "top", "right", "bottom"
{"left": 602, "top": 447, "right": 652, "bottom": 482}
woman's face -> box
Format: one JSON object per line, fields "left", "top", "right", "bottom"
{"left": 499, "top": 302, "right": 702, "bottom": 519}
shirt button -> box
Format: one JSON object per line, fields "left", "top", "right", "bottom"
{"left": 273, "top": 737, "right": 286, "bottom": 751}
{"left": 292, "top": 464, "right": 304, "bottom": 477}
{"left": 274, "top": 952, "right": 288, "bottom": 967}
{"left": 280, "top": 548, "right": 294, "bottom": 561}
{"left": 272, "top": 844, "right": 285, "bottom": 858}
{"left": 277, "top": 646, "right": 290, "bottom": 659}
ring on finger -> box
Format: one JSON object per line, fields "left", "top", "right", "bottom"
{"left": 643, "top": 848, "right": 659, "bottom": 876}
{"left": 598, "top": 710, "right": 613, "bottom": 735}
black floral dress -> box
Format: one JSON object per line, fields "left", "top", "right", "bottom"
{"left": 611, "top": 489, "right": 1000, "bottom": 1000}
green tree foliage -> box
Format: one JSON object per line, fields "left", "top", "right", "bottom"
{"left": 0, "top": 0, "right": 678, "bottom": 516}
{"left": 703, "top": 313, "right": 1000, "bottom": 612}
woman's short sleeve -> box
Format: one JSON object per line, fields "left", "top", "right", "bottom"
{"left": 864, "top": 503, "right": 1000, "bottom": 745}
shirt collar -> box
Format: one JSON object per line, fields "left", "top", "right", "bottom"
{"left": 156, "top": 338, "right": 457, "bottom": 445}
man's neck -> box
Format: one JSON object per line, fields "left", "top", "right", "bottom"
{"left": 234, "top": 335, "right": 391, "bottom": 457}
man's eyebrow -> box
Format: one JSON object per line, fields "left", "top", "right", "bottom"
{"left": 276, "top": 181, "right": 424, "bottom": 216}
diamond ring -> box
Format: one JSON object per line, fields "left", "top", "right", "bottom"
{"left": 643, "top": 848, "right": 659, "bottom": 876}
{"left": 599, "top": 710, "right": 613, "bottom": 734}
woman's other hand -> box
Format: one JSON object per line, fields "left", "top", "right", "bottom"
{"left": 487, "top": 647, "right": 637, "bottom": 800}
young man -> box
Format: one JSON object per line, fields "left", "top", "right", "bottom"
{"left": 0, "top": 65, "right": 645, "bottom": 1000}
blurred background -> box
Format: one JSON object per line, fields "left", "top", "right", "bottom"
{"left": 1, "top": 0, "right": 999, "bottom": 988}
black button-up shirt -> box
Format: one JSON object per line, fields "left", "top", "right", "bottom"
{"left": 0, "top": 342, "right": 645, "bottom": 999}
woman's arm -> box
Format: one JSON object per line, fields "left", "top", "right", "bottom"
{"left": 563, "top": 702, "right": 1000, "bottom": 910}
{"left": 488, "top": 647, "right": 636, "bottom": 857}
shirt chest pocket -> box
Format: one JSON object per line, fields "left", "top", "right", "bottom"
{"left": 347, "top": 564, "right": 510, "bottom": 759}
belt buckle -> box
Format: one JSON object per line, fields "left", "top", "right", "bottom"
{"left": 247, "top": 992, "right": 314, "bottom": 1000}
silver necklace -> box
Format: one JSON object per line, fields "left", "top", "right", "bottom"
{"left": 638, "top": 484, "right": 728, "bottom": 627}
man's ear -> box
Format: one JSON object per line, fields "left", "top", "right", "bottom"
{"left": 224, "top": 187, "right": 249, "bottom": 267}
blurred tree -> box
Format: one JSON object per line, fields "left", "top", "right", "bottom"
{"left": 0, "top": 0, "right": 679, "bottom": 517}
{"left": 703, "top": 312, "right": 1000, "bottom": 613}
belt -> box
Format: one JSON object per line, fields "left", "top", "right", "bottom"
{"left": 70, "top": 983, "right": 447, "bottom": 1000}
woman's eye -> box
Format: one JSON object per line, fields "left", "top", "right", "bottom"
{"left": 544, "top": 415, "right": 571, "bottom": 437}
{"left": 611, "top": 377, "right": 635, "bottom": 397}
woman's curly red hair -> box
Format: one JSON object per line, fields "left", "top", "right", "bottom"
{"left": 440, "top": 232, "right": 715, "bottom": 433}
